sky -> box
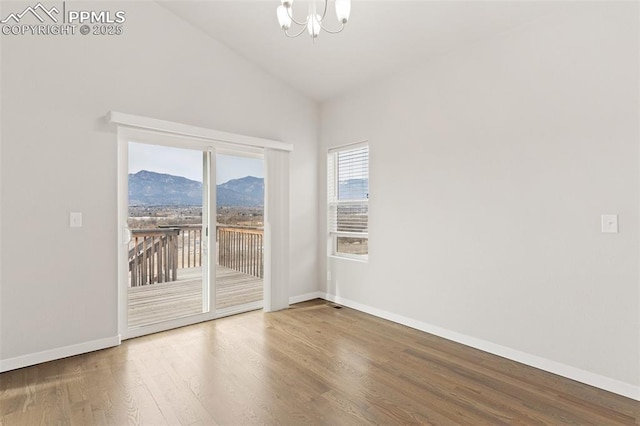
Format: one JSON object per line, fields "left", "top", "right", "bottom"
{"left": 128, "top": 142, "right": 264, "bottom": 184}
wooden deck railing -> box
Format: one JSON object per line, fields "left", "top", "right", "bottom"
{"left": 217, "top": 226, "right": 264, "bottom": 279}
{"left": 165, "top": 225, "right": 203, "bottom": 269}
{"left": 128, "top": 225, "right": 263, "bottom": 287}
{"left": 129, "top": 229, "right": 179, "bottom": 287}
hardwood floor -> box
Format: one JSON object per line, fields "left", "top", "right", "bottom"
{"left": 1, "top": 299, "right": 638, "bottom": 425}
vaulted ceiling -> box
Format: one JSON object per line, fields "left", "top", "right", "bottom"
{"left": 159, "top": 1, "right": 574, "bottom": 102}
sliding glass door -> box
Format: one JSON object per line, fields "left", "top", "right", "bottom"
{"left": 118, "top": 128, "right": 272, "bottom": 338}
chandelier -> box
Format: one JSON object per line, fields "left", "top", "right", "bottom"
{"left": 276, "top": 0, "right": 351, "bottom": 39}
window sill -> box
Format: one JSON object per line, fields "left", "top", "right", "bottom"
{"left": 328, "top": 255, "right": 368, "bottom": 264}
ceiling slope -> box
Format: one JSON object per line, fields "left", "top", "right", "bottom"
{"left": 159, "top": 1, "right": 574, "bottom": 102}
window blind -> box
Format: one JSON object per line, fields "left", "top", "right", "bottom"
{"left": 328, "top": 145, "right": 369, "bottom": 237}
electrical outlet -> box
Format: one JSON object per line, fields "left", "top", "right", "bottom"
{"left": 70, "top": 212, "right": 83, "bottom": 228}
{"left": 601, "top": 214, "right": 618, "bottom": 233}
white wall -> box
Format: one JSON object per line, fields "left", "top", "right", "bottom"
{"left": 0, "top": 1, "right": 318, "bottom": 363}
{"left": 321, "top": 2, "right": 639, "bottom": 395}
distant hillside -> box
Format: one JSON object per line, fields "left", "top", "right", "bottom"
{"left": 128, "top": 170, "right": 264, "bottom": 207}
{"left": 129, "top": 170, "right": 202, "bottom": 206}
{"left": 217, "top": 176, "right": 264, "bottom": 207}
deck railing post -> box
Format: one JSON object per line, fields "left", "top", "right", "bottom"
{"left": 172, "top": 233, "right": 178, "bottom": 281}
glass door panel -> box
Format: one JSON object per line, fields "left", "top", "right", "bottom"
{"left": 127, "top": 142, "right": 208, "bottom": 328}
{"left": 215, "top": 153, "right": 264, "bottom": 314}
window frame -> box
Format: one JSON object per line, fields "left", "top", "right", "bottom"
{"left": 327, "top": 141, "right": 369, "bottom": 261}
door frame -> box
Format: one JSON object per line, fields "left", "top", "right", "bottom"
{"left": 110, "top": 111, "right": 293, "bottom": 340}
{"left": 117, "top": 127, "right": 266, "bottom": 339}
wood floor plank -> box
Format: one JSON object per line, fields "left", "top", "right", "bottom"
{"left": 2, "top": 299, "right": 638, "bottom": 425}
{"left": 302, "top": 303, "right": 639, "bottom": 424}
{"left": 263, "top": 305, "right": 507, "bottom": 425}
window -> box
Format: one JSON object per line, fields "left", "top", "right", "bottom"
{"left": 328, "top": 143, "right": 369, "bottom": 259}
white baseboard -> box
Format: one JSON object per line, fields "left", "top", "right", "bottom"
{"left": 289, "top": 291, "right": 325, "bottom": 305}
{"left": 3, "top": 294, "right": 637, "bottom": 401}
{"left": 0, "top": 335, "right": 121, "bottom": 373}
{"left": 323, "top": 292, "right": 640, "bottom": 402}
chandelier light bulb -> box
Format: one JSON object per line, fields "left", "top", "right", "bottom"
{"left": 307, "top": 13, "right": 321, "bottom": 38}
{"left": 276, "top": 5, "right": 292, "bottom": 30}
{"left": 335, "top": 0, "right": 351, "bottom": 24}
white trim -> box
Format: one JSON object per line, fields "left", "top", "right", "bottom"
{"left": 0, "top": 5, "right": 3, "bottom": 366}
{"left": 0, "top": 335, "right": 121, "bottom": 373}
{"left": 121, "top": 127, "right": 218, "bottom": 151}
{"left": 202, "top": 152, "right": 210, "bottom": 313}
{"left": 329, "top": 231, "right": 369, "bottom": 238}
{"left": 330, "top": 199, "right": 369, "bottom": 205}
{"left": 116, "top": 128, "right": 129, "bottom": 337}
{"left": 216, "top": 300, "right": 264, "bottom": 319}
{"left": 322, "top": 292, "right": 640, "bottom": 401}
{"left": 217, "top": 146, "right": 264, "bottom": 160}
{"left": 327, "top": 254, "right": 368, "bottom": 263}
{"left": 203, "top": 151, "right": 214, "bottom": 314}
{"left": 328, "top": 140, "right": 369, "bottom": 153}
{"left": 289, "top": 291, "right": 324, "bottom": 305}
{"left": 123, "top": 312, "right": 218, "bottom": 340}
{"left": 106, "top": 111, "right": 292, "bottom": 152}
{"left": 331, "top": 251, "right": 368, "bottom": 262}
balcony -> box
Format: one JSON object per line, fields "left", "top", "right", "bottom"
{"left": 127, "top": 225, "right": 263, "bottom": 327}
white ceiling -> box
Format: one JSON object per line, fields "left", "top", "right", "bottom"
{"left": 159, "top": 1, "right": 572, "bottom": 102}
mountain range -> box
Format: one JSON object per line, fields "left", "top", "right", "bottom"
{"left": 128, "top": 170, "right": 264, "bottom": 207}
{"left": 129, "top": 170, "right": 369, "bottom": 206}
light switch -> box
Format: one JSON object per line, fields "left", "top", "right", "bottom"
{"left": 601, "top": 214, "right": 618, "bottom": 233}
{"left": 70, "top": 212, "right": 83, "bottom": 228}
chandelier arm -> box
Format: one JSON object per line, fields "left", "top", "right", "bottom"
{"left": 286, "top": 6, "right": 307, "bottom": 27}
{"left": 320, "top": 0, "right": 328, "bottom": 20}
{"left": 285, "top": 25, "right": 309, "bottom": 38}
{"left": 320, "top": 22, "right": 346, "bottom": 34}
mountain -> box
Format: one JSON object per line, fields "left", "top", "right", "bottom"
{"left": 128, "top": 170, "right": 264, "bottom": 207}
{"left": 217, "top": 176, "right": 264, "bottom": 207}
{"left": 128, "top": 170, "right": 203, "bottom": 206}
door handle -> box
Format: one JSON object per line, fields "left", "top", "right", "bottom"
{"left": 123, "top": 227, "right": 132, "bottom": 244}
